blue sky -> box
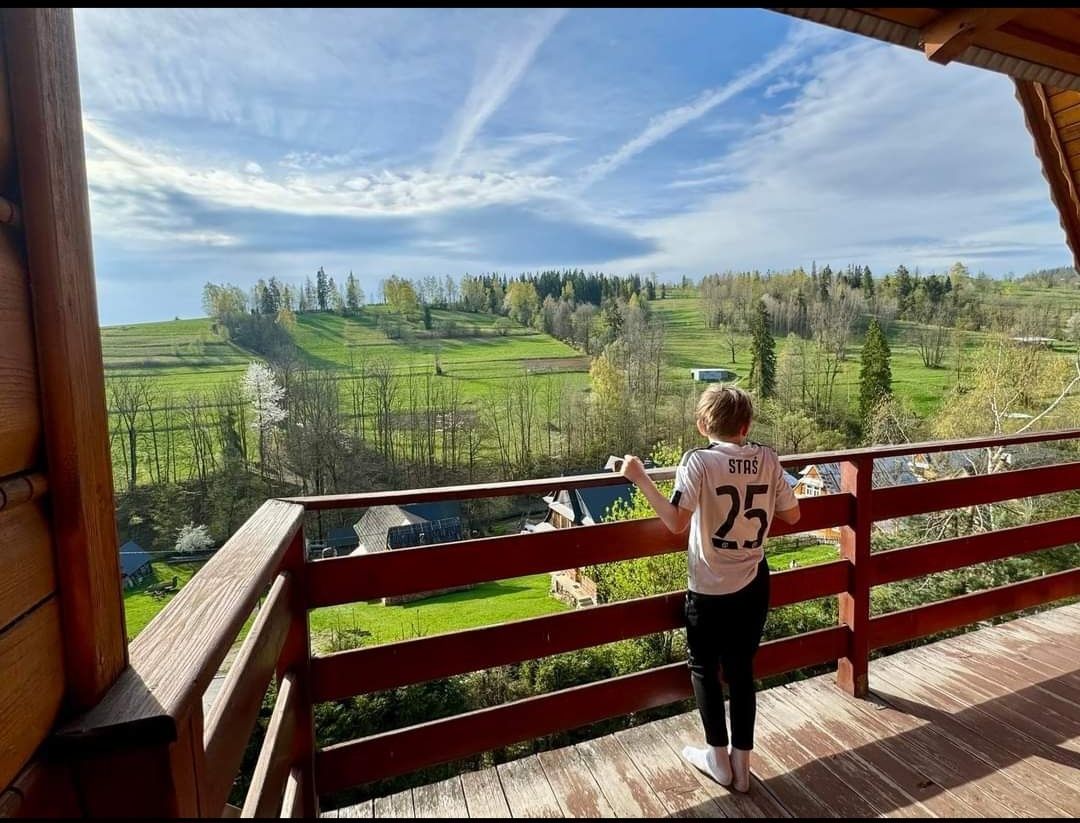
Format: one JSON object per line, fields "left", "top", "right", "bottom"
{"left": 74, "top": 8, "right": 1067, "bottom": 326}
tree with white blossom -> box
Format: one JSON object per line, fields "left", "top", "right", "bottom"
{"left": 241, "top": 361, "right": 286, "bottom": 475}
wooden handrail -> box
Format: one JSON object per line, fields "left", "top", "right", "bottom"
{"left": 305, "top": 492, "right": 851, "bottom": 607}
{"left": 58, "top": 500, "right": 304, "bottom": 748}
{"left": 284, "top": 427, "right": 1080, "bottom": 510}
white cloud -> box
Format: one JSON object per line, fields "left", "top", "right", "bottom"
{"left": 436, "top": 9, "right": 567, "bottom": 171}
{"left": 82, "top": 119, "right": 564, "bottom": 247}
{"left": 243, "top": 161, "right": 264, "bottom": 175}
{"left": 578, "top": 30, "right": 813, "bottom": 189}
{"left": 609, "top": 40, "right": 1063, "bottom": 276}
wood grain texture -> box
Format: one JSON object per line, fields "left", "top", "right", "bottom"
{"left": 0, "top": 27, "right": 15, "bottom": 197}
{"left": 412, "top": 776, "right": 468, "bottom": 819}
{"left": 203, "top": 572, "right": 293, "bottom": 813}
{"left": 306, "top": 494, "right": 848, "bottom": 608}
{"left": 0, "top": 599, "right": 64, "bottom": 792}
{"left": 242, "top": 672, "right": 299, "bottom": 818}
{"left": 0, "top": 227, "right": 41, "bottom": 479}
{"left": 281, "top": 767, "right": 303, "bottom": 818}
{"left": 58, "top": 499, "right": 303, "bottom": 746}
{"left": 460, "top": 768, "right": 511, "bottom": 818}
{"left": 3, "top": 7, "right": 124, "bottom": 709}
{"left": 312, "top": 563, "right": 846, "bottom": 701}
{"left": 536, "top": 746, "right": 614, "bottom": 818}
{"left": 497, "top": 756, "right": 561, "bottom": 818}
{"left": 0, "top": 500, "right": 54, "bottom": 632}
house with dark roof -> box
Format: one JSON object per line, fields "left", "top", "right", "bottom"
{"left": 351, "top": 503, "right": 466, "bottom": 603}
{"left": 118, "top": 540, "right": 152, "bottom": 589}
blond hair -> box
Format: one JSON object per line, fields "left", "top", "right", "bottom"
{"left": 696, "top": 384, "right": 753, "bottom": 439}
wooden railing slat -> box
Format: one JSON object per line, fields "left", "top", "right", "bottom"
{"left": 306, "top": 493, "right": 851, "bottom": 608}
{"left": 314, "top": 626, "right": 848, "bottom": 792}
{"left": 869, "top": 568, "right": 1080, "bottom": 649}
{"left": 288, "top": 428, "right": 1080, "bottom": 510}
{"left": 871, "top": 514, "right": 1080, "bottom": 585}
{"left": 203, "top": 572, "right": 294, "bottom": 814}
{"left": 311, "top": 560, "right": 848, "bottom": 701}
{"left": 874, "top": 461, "right": 1080, "bottom": 521}
{"left": 242, "top": 672, "right": 299, "bottom": 819}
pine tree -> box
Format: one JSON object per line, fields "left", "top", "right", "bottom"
{"left": 316, "top": 266, "right": 329, "bottom": 312}
{"left": 819, "top": 264, "right": 833, "bottom": 302}
{"left": 859, "top": 317, "right": 892, "bottom": 424}
{"left": 861, "top": 265, "right": 875, "bottom": 296}
{"left": 749, "top": 300, "right": 776, "bottom": 398}
{"left": 345, "top": 272, "right": 361, "bottom": 313}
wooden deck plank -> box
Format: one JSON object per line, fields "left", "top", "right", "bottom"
{"left": 753, "top": 708, "right": 882, "bottom": 818}
{"left": 959, "top": 631, "right": 1080, "bottom": 708}
{"left": 576, "top": 735, "right": 667, "bottom": 818}
{"left": 874, "top": 655, "right": 1080, "bottom": 816}
{"left": 613, "top": 722, "right": 722, "bottom": 818}
{"left": 334, "top": 799, "right": 373, "bottom": 818}
{"left": 720, "top": 696, "right": 840, "bottom": 819}
{"left": 497, "top": 755, "right": 562, "bottom": 818}
{"left": 413, "top": 776, "right": 468, "bottom": 818}
{"left": 461, "top": 768, "right": 511, "bottom": 818}
{"left": 372, "top": 789, "right": 414, "bottom": 818}
{"left": 757, "top": 685, "right": 932, "bottom": 817}
{"left": 653, "top": 713, "right": 790, "bottom": 818}
{"left": 770, "top": 680, "right": 975, "bottom": 817}
{"left": 802, "top": 678, "right": 1054, "bottom": 817}
{"left": 877, "top": 652, "right": 1079, "bottom": 816}
{"left": 537, "top": 745, "right": 615, "bottom": 818}
{"left": 900, "top": 644, "right": 1080, "bottom": 751}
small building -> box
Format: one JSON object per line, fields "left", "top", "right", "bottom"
{"left": 118, "top": 541, "right": 153, "bottom": 589}
{"left": 1010, "top": 336, "right": 1055, "bottom": 349}
{"left": 352, "top": 503, "right": 466, "bottom": 604}
{"left": 690, "top": 367, "right": 737, "bottom": 382}
{"left": 536, "top": 467, "right": 639, "bottom": 608}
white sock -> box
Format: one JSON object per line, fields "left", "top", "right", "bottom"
{"left": 682, "top": 745, "right": 733, "bottom": 787}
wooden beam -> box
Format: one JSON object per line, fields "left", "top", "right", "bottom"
{"left": 871, "top": 514, "right": 1080, "bottom": 586}
{"left": 920, "top": 9, "right": 1023, "bottom": 65}
{"left": 1016, "top": 78, "right": 1080, "bottom": 271}
{"left": 873, "top": 461, "right": 1080, "bottom": 522}
{"left": 310, "top": 560, "right": 848, "bottom": 702}
{"left": 2, "top": 7, "right": 126, "bottom": 709}
{"left": 314, "top": 626, "right": 848, "bottom": 792}
{"left": 870, "top": 567, "right": 1080, "bottom": 649}
{"left": 285, "top": 427, "right": 1080, "bottom": 509}
{"left": 242, "top": 672, "right": 299, "bottom": 818}
{"left": 305, "top": 493, "right": 851, "bottom": 607}
{"left": 837, "top": 458, "right": 872, "bottom": 698}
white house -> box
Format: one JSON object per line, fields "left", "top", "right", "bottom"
{"left": 690, "top": 367, "right": 737, "bottom": 382}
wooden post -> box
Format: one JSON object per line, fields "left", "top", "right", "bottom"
{"left": 277, "top": 529, "right": 318, "bottom": 817}
{"left": 2, "top": 7, "right": 126, "bottom": 709}
{"left": 837, "top": 457, "right": 872, "bottom": 697}
{"left": 72, "top": 706, "right": 207, "bottom": 818}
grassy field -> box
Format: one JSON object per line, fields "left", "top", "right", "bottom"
{"left": 122, "top": 561, "right": 200, "bottom": 639}
{"left": 308, "top": 573, "right": 567, "bottom": 652}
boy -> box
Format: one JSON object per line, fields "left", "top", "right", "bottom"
{"left": 619, "top": 385, "right": 799, "bottom": 792}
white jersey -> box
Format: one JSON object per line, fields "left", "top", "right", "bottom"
{"left": 671, "top": 440, "right": 797, "bottom": 595}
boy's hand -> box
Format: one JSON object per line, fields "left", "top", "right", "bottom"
{"left": 619, "top": 454, "right": 647, "bottom": 485}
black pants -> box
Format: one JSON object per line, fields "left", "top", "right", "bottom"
{"left": 684, "top": 559, "right": 770, "bottom": 750}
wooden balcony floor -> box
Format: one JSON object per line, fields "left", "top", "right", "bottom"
{"left": 325, "top": 602, "right": 1080, "bottom": 818}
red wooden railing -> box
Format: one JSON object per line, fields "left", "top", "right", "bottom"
{"left": 58, "top": 429, "right": 1080, "bottom": 817}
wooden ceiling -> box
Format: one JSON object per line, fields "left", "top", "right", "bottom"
{"left": 771, "top": 8, "right": 1080, "bottom": 270}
